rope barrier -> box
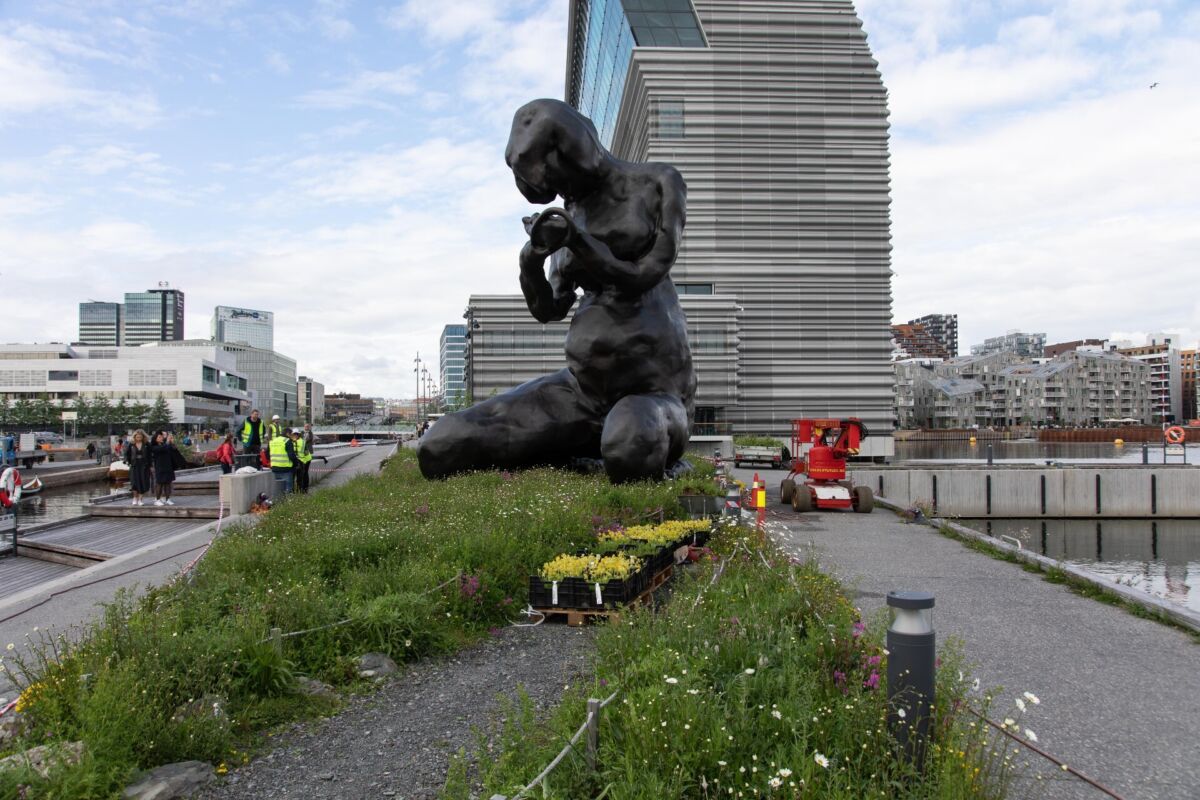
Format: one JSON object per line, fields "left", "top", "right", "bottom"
{"left": 508, "top": 689, "right": 620, "bottom": 800}
{"left": 962, "top": 705, "right": 1127, "bottom": 799}
{"left": 257, "top": 571, "right": 464, "bottom": 644}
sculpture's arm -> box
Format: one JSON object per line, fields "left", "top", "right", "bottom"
{"left": 519, "top": 242, "right": 577, "bottom": 323}
{"left": 568, "top": 168, "right": 686, "bottom": 294}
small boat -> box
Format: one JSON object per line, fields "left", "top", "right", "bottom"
{"left": 21, "top": 475, "right": 42, "bottom": 495}
{"left": 109, "top": 460, "right": 130, "bottom": 479}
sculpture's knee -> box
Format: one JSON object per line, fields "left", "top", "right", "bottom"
{"left": 417, "top": 415, "right": 476, "bottom": 479}
{"left": 601, "top": 397, "right": 673, "bottom": 483}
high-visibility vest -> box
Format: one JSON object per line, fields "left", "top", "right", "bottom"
{"left": 269, "top": 437, "right": 291, "bottom": 470}
{"left": 241, "top": 418, "right": 263, "bottom": 447}
{"left": 268, "top": 422, "right": 284, "bottom": 440}
{"left": 297, "top": 437, "right": 313, "bottom": 464}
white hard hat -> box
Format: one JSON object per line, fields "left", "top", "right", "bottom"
{"left": 272, "top": 414, "right": 280, "bottom": 420}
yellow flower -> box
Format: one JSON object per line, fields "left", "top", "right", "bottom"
{"left": 14, "top": 681, "right": 45, "bottom": 714}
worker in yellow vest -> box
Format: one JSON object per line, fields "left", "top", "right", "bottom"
{"left": 267, "top": 414, "right": 286, "bottom": 442}
{"left": 269, "top": 428, "right": 299, "bottom": 495}
{"left": 294, "top": 427, "right": 313, "bottom": 494}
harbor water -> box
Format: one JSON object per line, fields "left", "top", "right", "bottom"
{"left": 13, "top": 480, "right": 118, "bottom": 525}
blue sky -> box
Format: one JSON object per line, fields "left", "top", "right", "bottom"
{"left": 0, "top": 0, "right": 1196, "bottom": 397}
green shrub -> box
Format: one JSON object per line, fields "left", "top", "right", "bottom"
{"left": 733, "top": 435, "right": 785, "bottom": 448}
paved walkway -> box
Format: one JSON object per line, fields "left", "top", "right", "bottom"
{"left": 0, "top": 445, "right": 393, "bottom": 700}
{"left": 737, "top": 466, "right": 1199, "bottom": 800}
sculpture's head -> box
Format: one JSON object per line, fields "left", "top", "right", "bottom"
{"left": 505, "top": 99, "right": 604, "bottom": 204}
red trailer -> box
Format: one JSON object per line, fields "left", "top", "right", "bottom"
{"left": 779, "top": 418, "right": 874, "bottom": 513}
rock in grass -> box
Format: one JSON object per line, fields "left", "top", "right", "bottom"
{"left": 295, "top": 676, "right": 339, "bottom": 700}
{"left": 0, "top": 710, "right": 25, "bottom": 747}
{"left": 123, "top": 760, "right": 215, "bottom": 799}
{"left": 356, "top": 653, "right": 398, "bottom": 680}
{"left": 0, "top": 740, "right": 85, "bottom": 779}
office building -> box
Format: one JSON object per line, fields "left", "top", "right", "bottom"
{"left": 148, "top": 340, "right": 297, "bottom": 422}
{"left": 890, "top": 324, "right": 948, "bottom": 361}
{"left": 122, "top": 286, "right": 185, "bottom": 346}
{"left": 325, "top": 392, "right": 374, "bottom": 420}
{"left": 467, "top": 0, "right": 894, "bottom": 456}
{"left": 0, "top": 343, "right": 249, "bottom": 424}
{"left": 970, "top": 330, "right": 1046, "bottom": 359}
{"left": 297, "top": 376, "right": 326, "bottom": 423}
{"left": 908, "top": 314, "right": 958, "bottom": 358}
{"left": 1117, "top": 335, "right": 1183, "bottom": 423}
{"left": 440, "top": 324, "right": 468, "bottom": 406}
{"left": 77, "top": 302, "right": 122, "bottom": 346}
{"left": 212, "top": 306, "right": 274, "bottom": 351}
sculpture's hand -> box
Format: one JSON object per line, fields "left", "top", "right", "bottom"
{"left": 526, "top": 208, "right": 575, "bottom": 255}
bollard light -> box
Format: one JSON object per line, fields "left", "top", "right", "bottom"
{"left": 1142, "top": 442, "right": 1149, "bottom": 464}
{"left": 986, "top": 443, "right": 993, "bottom": 466}
{"left": 886, "top": 590, "right": 935, "bottom": 770}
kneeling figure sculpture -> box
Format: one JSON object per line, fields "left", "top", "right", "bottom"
{"left": 418, "top": 99, "right": 696, "bottom": 483}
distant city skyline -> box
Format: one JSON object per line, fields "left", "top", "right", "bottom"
{"left": 0, "top": 1, "right": 1195, "bottom": 396}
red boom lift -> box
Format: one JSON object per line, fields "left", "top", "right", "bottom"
{"left": 780, "top": 418, "right": 874, "bottom": 513}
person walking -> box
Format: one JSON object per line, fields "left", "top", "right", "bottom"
{"left": 85, "top": 441, "right": 96, "bottom": 462}
{"left": 240, "top": 410, "right": 268, "bottom": 462}
{"left": 269, "top": 427, "right": 299, "bottom": 495}
{"left": 150, "top": 431, "right": 181, "bottom": 506}
{"left": 127, "top": 429, "right": 151, "bottom": 506}
{"left": 295, "top": 424, "right": 314, "bottom": 493}
{"left": 215, "top": 432, "right": 236, "bottom": 475}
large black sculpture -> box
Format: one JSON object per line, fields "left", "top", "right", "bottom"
{"left": 418, "top": 99, "right": 695, "bottom": 483}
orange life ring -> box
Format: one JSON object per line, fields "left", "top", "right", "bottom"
{"left": 1164, "top": 426, "right": 1186, "bottom": 444}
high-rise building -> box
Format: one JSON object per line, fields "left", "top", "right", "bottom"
{"left": 890, "top": 324, "right": 948, "bottom": 361}
{"left": 440, "top": 324, "right": 468, "bottom": 406}
{"left": 212, "top": 306, "right": 274, "bottom": 350}
{"left": 468, "top": 0, "right": 895, "bottom": 457}
{"left": 1118, "top": 335, "right": 1183, "bottom": 424}
{"left": 122, "top": 287, "right": 185, "bottom": 346}
{"left": 970, "top": 330, "right": 1046, "bottom": 359}
{"left": 78, "top": 302, "right": 122, "bottom": 346}
{"left": 908, "top": 314, "right": 958, "bottom": 358}
{"left": 297, "top": 376, "right": 326, "bottom": 423}
{"left": 1181, "top": 349, "right": 1197, "bottom": 422}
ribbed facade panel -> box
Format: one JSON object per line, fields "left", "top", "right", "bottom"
{"left": 466, "top": 294, "right": 739, "bottom": 411}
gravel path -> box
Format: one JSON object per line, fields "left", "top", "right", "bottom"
{"left": 195, "top": 624, "right": 595, "bottom": 800}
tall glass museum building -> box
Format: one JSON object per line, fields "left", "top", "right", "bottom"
{"left": 469, "top": 0, "right": 894, "bottom": 456}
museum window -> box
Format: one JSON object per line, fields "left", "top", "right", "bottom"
{"left": 48, "top": 370, "right": 79, "bottom": 381}
{"left": 656, "top": 98, "right": 685, "bottom": 139}
{"left": 675, "top": 282, "right": 713, "bottom": 295}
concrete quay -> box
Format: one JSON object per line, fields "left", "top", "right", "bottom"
{"left": 849, "top": 463, "right": 1200, "bottom": 518}
{"left": 738, "top": 466, "right": 1199, "bottom": 800}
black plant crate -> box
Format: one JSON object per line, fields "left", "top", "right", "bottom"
{"left": 529, "top": 571, "right": 645, "bottom": 610}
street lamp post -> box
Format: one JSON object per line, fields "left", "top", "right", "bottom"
{"left": 413, "top": 353, "right": 422, "bottom": 424}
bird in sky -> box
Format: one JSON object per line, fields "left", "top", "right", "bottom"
{"left": 1150, "top": 82, "right": 1159, "bottom": 89}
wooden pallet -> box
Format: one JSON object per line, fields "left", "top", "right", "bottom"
{"left": 534, "top": 565, "right": 674, "bottom": 627}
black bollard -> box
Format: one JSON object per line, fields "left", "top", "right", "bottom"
{"left": 986, "top": 443, "right": 993, "bottom": 466}
{"left": 1142, "top": 442, "right": 1148, "bottom": 464}
{"left": 887, "top": 590, "right": 936, "bottom": 770}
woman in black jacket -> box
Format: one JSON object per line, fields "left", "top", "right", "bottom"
{"left": 150, "top": 431, "right": 181, "bottom": 506}
{"left": 127, "top": 429, "right": 152, "bottom": 506}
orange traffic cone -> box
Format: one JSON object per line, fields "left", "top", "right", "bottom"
{"left": 350, "top": 438, "right": 360, "bottom": 448}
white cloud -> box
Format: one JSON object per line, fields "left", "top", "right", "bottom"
{"left": 296, "top": 67, "right": 421, "bottom": 110}
{"left": 265, "top": 49, "right": 291, "bottom": 75}
{"left": 0, "top": 32, "right": 160, "bottom": 126}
